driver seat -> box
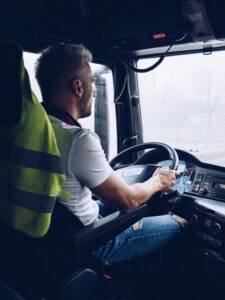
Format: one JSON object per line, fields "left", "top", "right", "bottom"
{"left": 0, "top": 40, "right": 148, "bottom": 300}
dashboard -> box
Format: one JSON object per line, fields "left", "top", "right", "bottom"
{"left": 157, "top": 149, "right": 225, "bottom": 202}
{"left": 157, "top": 158, "right": 196, "bottom": 194}
{"left": 156, "top": 149, "right": 225, "bottom": 283}
{"left": 116, "top": 147, "right": 225, "bottom": 277}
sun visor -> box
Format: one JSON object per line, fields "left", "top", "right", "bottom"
{"left": 182, "top": 0, "right": 225, "bottom": 43}
{"left": 204, "top": 0, "right": 225, "bottom": 41}
{"left": 181, "top": 0, "right": 215, "bottom": 42}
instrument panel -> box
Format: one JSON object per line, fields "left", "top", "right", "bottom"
{"left": 157, "top": 159, "right": 196, "bottom": 194}
{"left": 157, "top": 150, "right": 225, "bottom": 203}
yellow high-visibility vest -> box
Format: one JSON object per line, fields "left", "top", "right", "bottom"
{"left": 0, "top": 41, "right": 66, "bottom": 238}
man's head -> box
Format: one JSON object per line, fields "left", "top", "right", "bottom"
{"left": 35, "top": 43, "right": 95, "bottom": 118}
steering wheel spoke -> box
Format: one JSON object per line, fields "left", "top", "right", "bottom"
{"left": 115, "top": 164, "right": 158, "bottom": 185}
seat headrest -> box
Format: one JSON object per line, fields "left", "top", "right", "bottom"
{"left": 0, "top": 41, "right": 24, "bottom": 126}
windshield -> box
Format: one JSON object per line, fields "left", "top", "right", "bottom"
{"left": 138, "top": 51, "right": 225, "bottom": 167}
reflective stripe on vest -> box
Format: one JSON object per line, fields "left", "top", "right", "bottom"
{"left": 0, "top": 178, "right": 55, "bottom": 213}
{"left": 0, "top": 138, "right": 63, "bottom": 174}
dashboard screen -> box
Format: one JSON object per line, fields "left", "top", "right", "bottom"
{"left": 177, "top": 162, "right": 186, "bottom": 173}
{"left": 157, "top": 160, "right": 195, "bottom": 193}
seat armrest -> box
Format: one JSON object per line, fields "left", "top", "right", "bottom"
{"left": 61, "top": 268, "right": 98, "bottom": 300}
{"left": 0, "top": 281, "right": 25, "bottom": 300}
{"left": 73, "top": 204, "right": 148, "bottom": 252}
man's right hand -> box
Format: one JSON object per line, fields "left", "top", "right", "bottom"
{"left": 152, "top": 168, "right": 180, "bottom": 192}
{"left": 92, "top": 168, "right": 180, "bottom": 212}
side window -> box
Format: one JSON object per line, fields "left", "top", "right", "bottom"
{"left": 24, "top": 52, "right": 42, "bottom": 101}
{"left": 23, "top": 52, "right": 117, "bottom": 160}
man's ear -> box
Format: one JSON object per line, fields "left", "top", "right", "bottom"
{"left": 72, "top": 79, "right": 83, "bottom": 97}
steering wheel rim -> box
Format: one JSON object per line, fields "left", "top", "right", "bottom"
{"left": 110, "top": 142, "right": 179, "bottom": 170}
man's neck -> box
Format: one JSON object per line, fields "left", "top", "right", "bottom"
{"left": 42, "top": 103, "right": 81, "bottom": 127}
{"left": 52, "top": 93, "right": 81, "bottom": 120}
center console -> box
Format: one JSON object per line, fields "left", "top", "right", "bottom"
{"left": 189, "top": 196, "right": 225, "bottom": 281}
{"left": 192, "top": 172, "right": 225, "bottom": 200}
{"left": 190, "top": 198, "right": 225, "bottom": 261}
{"left": 189, "top": 170, "right": 225, "bottom": 260}
{"left": 173, "top": 158, "right": 225, "bottom": 282}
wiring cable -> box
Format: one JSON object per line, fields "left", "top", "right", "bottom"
{"left": 114, "top": 72, "right": 128, "bottom": 103}
{"left": 116, "top": 43, "right": 174, "bottom": 73}
{"left": 114, "top": 31, "right": 188, "bottom": 102}
{"left": 116, "top": 31, "right": 188, "bottom": 73}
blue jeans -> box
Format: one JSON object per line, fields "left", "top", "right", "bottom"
{"left": 94, "top": 201, "right": 184, "bottom": 265}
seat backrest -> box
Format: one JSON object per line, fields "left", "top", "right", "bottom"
{"left": 0, "top": 280, "right": 25, "bottom": 300}
{"left": 0, "top": 41, "right": 22, "bottom": 126}
{"left": 0, "top": 41, "right": 90, "bottom": 299}
{"left": 0, "top": 41, "right": 66, "bottom": 238}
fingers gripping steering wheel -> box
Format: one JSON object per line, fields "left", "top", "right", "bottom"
{"left": 109, "top": 142, "right": 179, "bottom": 215}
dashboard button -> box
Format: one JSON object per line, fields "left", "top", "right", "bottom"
{"left": 212, "top": 223, "right": 221, "bottom": 235}
{"left": 192, "top": 185, "right": 200, "bottom": 192}
{"left": 190, "top": 214, "right": 198, "bottom": 226}
{"left": 199, "top": 187, "right": 207, "bottom": 195}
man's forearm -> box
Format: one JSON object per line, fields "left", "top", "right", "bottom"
{"left": 123, "top": 177, "right": 161, "bottom": 211}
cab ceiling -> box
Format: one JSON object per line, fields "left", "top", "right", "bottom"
{"left": 1, "top": 0, "right": 225, "bottom": 60}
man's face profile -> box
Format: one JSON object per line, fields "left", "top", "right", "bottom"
{"left": 79, "top": 64, "right": 95, "bottom": 118}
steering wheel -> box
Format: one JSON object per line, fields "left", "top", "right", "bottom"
{"left": 110, "top": 142, "right": 179, "bottom": 215}
{"left": 110, "top": 142, "right": 179, "bottom": 169}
